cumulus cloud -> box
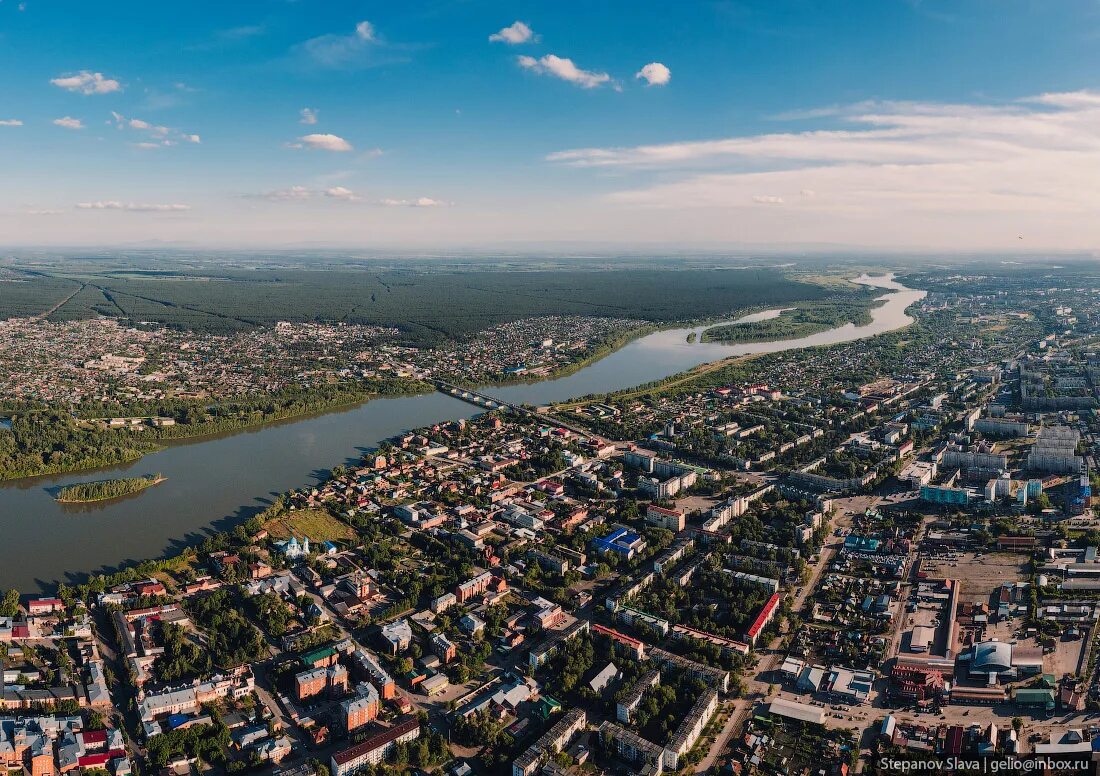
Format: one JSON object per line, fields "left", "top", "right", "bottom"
{"left": 355, "top": 21, "right": 375, "bottom": 41}
{"left": 50, "top": 71, "right": 121, "bottom": 95}
{"left": 379, "top": 197, "right": 446, "bottom": 207}
{"left": 110, "top": 111, "right": 200, "bottom": 147}
{"left": 294, "top": 133, "right": 353, "bottom": 152}
{"left": 52, "top": 117, "right": 84, "bottom": 130}
{"left": 300, "top": 107, "right": 318, "bottom": 125}
{"left": 489, "top": 21, "right": 535, "bottom": 44}
{"left": 517, "top": 54, "right": 611, "bottom": 89}
{"left": 635, "top": 62, "right": 670, "bottom": 87}
{"left": 0, "top": 119, "right": 22, "bottom": 126}
{"left": 545, "top": 90, "right": 1100, "bottom": 246}
{"left": 324, "top": 186, "right": 359, "bottom": 200}
{"left": 75, "top": 201, "right": 190, "bottom": 212}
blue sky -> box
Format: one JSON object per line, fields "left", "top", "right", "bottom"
{"left": 4, "top": 0, "right": 1100, "bottom": 249}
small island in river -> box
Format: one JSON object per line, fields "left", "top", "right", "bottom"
{"left": 55, "top": 474, "right": 166, "bottom": 503}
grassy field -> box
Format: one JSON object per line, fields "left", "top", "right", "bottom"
{"left": 263, "top": 508, "right": 356, "bottom": 543}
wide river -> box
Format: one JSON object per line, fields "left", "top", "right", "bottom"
{"left": 0, "top": 274, "right": 924, "bottom": 592}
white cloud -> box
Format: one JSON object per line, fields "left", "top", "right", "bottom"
{"left": 297, "top": 21, "right": 393, "bottom": 69}
{"left": 249, "top": 185, "right": 360, "bottom": 202}
{"left": 52, "top": 117, "right": 84, "bottom": 130}
{"left": 110, "top": 111, "right": 200, "bottom": 147}
{"left": 489, "top": 21, "right": 534, "bottom": 44}
{"left": 295, "top": 133, "right": 353, "bottom": 152}
{"left": 379, "top": 197, "right": 446, "bottom": 207}
{"left": 253, "top": 186, "right": 313, "bottom": 201}
{"left": 0, "top": 119, "right": 22, "bottom": 126}
{"left": 517, "top": 54, "right": 611, "bottom": 89}
{"left": 324, "top": 186, "right": 359, "bottom": 200}
{"left": 300, "top": 107, "right": 318, "bottom": 125}
{"left": 76, "top": 201, "right": 190, "bottom": 212}
{"left": 545, "top": 89, "right": 1100, "bottom": 247}
{"left": 50, "top": 71, "right": 121, "bottom": 95}
{"left": 355, "top": 21, "right": 376, "bottom": 41}
{"left": 635, "top": 62, "right": 670, "bottom": 87}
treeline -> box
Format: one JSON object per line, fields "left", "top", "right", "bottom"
{"left": 0, "top": 378, "right": 428, "bottom": 481}
{"left": 55, "top": 474, "right": 163, "bottom": 503}
{"left": 0, "top": 410, "right": 159, "bottom": 481}
{"left": 25, "top": 266, "right": 845, "bottom": 347}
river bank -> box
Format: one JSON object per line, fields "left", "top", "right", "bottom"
{"left": 0, "top": 274, "right": 924, "bottom": 592}
{"left": 0, "top": 379, "right": 433, "bottom": 483}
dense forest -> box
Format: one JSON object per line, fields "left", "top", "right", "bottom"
{"left": 3, "top": 267, "right": 846, "bottom": 347}
{"left": 55, "top": 474, "right": 164, "bottom": 502}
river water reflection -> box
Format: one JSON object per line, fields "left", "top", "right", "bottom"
{"left": 0, "top": 274, "right": 923, "bottom": 591}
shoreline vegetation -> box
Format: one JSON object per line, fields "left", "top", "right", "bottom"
{"left": 56, "top": 474, "right": 166, "bottom": 503}
{"left": 0, "top": 378, "right": 431, "bottom": 483}
{"left": 0, "top": 274, "right": 880, "bottom": 483}
{"left": 8, "top": 286, "right": 926, "bottom": 598}
{"left": 700, "top": 295, "right": 883, "bottom": 344}
{"left": 0, "top": 276, "right": 926, "bottom": 596}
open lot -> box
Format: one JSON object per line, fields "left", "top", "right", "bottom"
{"left": 937, "top": 551, "right": 1027, "bottom": 605}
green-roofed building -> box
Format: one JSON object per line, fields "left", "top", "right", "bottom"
{"left": 300, "top": 645, "right": 338, "bottom": 668}
{"left": 536, "top": 696, "right": 563, "bottom": 721}
{"left": 1014, "top": 688, "right": 1055, "bottom": 711}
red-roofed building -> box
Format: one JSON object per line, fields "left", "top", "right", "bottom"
{"left": 645, "top": 504, "right": 685, "bottom": 532}
{"left": 591, "top": 624, "right": 646, "bottom": 659}
{"left": 890, "top": 664, "right": 945, "bottom": 705}
{"left": 944, "top": 726, "right": 964, "bottom": 756}
{"left": 745, "top": 593, "right": 781, "bottom": 646}
{"left": 27, "top": 599, "right": 64, "bottom": 615}
{"left": 134, "top": 580, "right": 167, "bottom": 597}
{"left": 539, "top": 480, "right": 565, "bottom": 497}
{"left": 78, "top": 750, "right": 126, "bottom": 769}
{"left": 79, "top": 730, "right": 108, "bottom": 751}
{"left": 996, "top": 535, "right": 1038, "bottom": 552}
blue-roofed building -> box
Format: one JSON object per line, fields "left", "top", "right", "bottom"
{"left": 843, "top": 535, "right": 880, "bottom": 553}
{"left": 591, "top": 527, "right": 647, "bottom": 559}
